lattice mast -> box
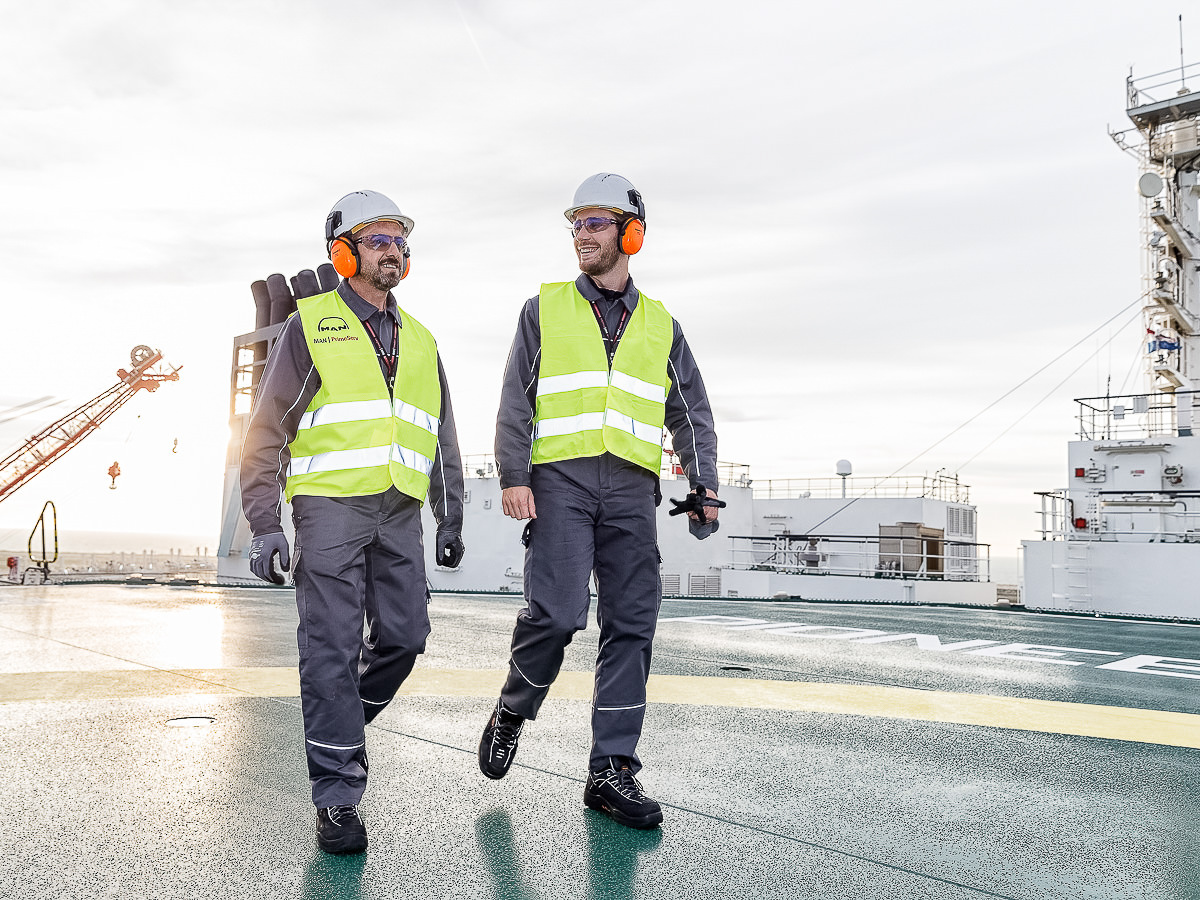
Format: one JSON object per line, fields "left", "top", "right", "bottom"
{"left": 0, "top": 345, "right": 181, "bottom": 503}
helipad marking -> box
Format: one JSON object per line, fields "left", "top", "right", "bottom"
{"left": 1, "top": 666, "right": 1197, "bottom": 750}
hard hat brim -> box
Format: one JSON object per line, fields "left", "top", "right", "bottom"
{"left": 562, "top": 206, "right": 627, "bottom": 222}
{"left": 355, "top": 215, "right": 415, "bottom": 236}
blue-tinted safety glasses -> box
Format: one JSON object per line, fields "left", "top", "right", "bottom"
{"left": 356, "top": 234, "right": 408, "bottom": 251}
{"left": 570, "top": 216, "right": 619, "bottom": 235}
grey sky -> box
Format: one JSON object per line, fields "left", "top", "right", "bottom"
{"left": 0, "top": 0, "right": 1184, "bottom": 566}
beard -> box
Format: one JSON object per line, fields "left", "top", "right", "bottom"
{"left": 363, "top": 256, "right": 403, "bottom": 292}
{"left": 577, "top": 239, "right": 621, "bottom": 277}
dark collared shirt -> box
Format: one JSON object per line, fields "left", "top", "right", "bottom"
{"left": 240, "top": 281, "right": 464, "bottom": 536}
{"left": 495, "top": 273, "right": 719, "bottom": 491}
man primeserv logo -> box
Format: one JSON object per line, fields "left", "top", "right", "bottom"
{"left": 318, "top": 316, "right": 350, "bottom": 333}
{"left": 313, "top": 316, "right": 359, "bottom": 344}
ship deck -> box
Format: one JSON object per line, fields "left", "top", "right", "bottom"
{"left": 1, "top": 584, "right": 1197, "bottom": 899}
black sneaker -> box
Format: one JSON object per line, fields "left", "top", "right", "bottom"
{"left": 584, "top": 759, "right": 663, "bottom": 830}
{"left": 316, "top": 805, "right": 368, "bottom": 854}
{"left": 478, "top": 699, "right": 524, "bottom": 779}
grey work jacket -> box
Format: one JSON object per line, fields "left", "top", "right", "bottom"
{"left": 240, "top": 281, "right": 465, "bottom": 537}
{"left": 495, "top": 273, "right": 719, "bottom": 492}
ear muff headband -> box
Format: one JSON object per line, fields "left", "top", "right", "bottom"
{"left": 619, "top": 187, "right": 646, "bottom": 255}
{"left": 619, "top": 218, "right": 645, "bottom": 255}
{"left": 330, "top": 236, "right": 359, "bottom": 278}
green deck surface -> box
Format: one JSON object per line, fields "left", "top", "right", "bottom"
{"left": 0, "top": 585, "right": 1196, "bottom": 899}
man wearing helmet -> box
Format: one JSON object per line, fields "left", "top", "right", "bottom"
{"left": 241, "top": 190, "right": 465, "bottom": 854}
{"left": 479, "top": 174, "right": 719, "bottom": 829}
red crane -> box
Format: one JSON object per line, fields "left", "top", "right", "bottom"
{"left": 0, "top": 345, "right": 181, "bottom": 504}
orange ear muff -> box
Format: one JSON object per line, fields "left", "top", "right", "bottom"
{"left": 620, "top": 218, "right": 645, "bottom": 255}
{"left": 398, "top": 245, "right": 411, "bottom": 280}
{"left": 330, "top": 237, "right": 359, "bottom": 278}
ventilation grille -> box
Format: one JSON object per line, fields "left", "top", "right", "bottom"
{"left": 687, "top": 574, "right": 721, "bottom": 597}
{"left": 946, "top": 506, "right": 976, "bottom": 537}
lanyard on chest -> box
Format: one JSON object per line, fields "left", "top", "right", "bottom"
{"left": 361, "top": 316, "right": 399, "bottom": 391}
{"left": 588, "top": 300, "right": 630, "bottom": 368}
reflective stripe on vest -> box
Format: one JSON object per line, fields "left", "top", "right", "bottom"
{"left": 531, "top": 282, "right": 672, "bottom": 472}
{"left": 284, "top": 290, "right": 441, "bottom": 503}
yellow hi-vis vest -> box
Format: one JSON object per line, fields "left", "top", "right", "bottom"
{"left": 284, "top": 289, "right": 441, "bottom": 503}
{"left": 531, "top": 282, "right": 673, "bottom": 473}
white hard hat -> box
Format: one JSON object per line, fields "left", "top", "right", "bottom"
{"left": 325, "top": 190, "right": 415, "bottom": 247}
{"left": 563, "top": 173, "right": 646, "bottom": 222}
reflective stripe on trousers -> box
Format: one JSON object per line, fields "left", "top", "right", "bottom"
{"left": 499, "top": 455, "right": 661, "bottom": 774}
{"left": 292, "top": 489, "right": 431, "bottom": 807}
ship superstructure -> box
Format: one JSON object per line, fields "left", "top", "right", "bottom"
{"left": 1021, "top": 62, "right": 1200, "bottom": 619}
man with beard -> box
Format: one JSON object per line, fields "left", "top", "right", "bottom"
{"left": 241, "top": 190, "right": 464, "bottom": 854}
{"left": 479, "top": 173, "right": 720, "bottom": 829}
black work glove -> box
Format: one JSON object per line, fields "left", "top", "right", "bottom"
{"left": 248, "top": 532, "right": 290, "bottom": 585}
{"left": 436, "top": 530, "right": 465, "bottom": 568}
{"left": 668, "top": 484, "right": 726, "bottom": 541}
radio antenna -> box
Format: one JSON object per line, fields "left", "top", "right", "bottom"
{"left": 1182, "top": 15, "right": 1188, "bottom": 90}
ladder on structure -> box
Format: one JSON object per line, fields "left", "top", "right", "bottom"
{"left": 1051, "top": 542, "right": 1092, "bottom": 611}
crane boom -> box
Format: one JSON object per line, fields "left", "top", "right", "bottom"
{"left": 0, "top": 345, "right": 181, "bottom": 504}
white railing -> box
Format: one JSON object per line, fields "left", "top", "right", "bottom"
{"left": 1127, "top": 62, "right": 1200, "bottom": 108}
{"left": 753, "top": 473, "right": 970, "bottom": 503}
{"left": 1034, "top": 491, "right": 1069, "bottom": 540}
{"left": 465, "top": 453, "right": 753, "bottom": 489}
{"left": 1033, "top": 489, "right": 1200, "bottom": 542}
{"left": 661, "top": 454, "right": 751, "bottom": 487}
{"left": 727, "top": 534, "right": 989, "bottom": 582}
{"left": 462, "top": 453, "right": 500, "bottom": 479}
{"left": 464, "top": 452, "right": 755, "bottom": 488}
{"left": 1074, "top": 392, "right": 1197, "bottom": 441}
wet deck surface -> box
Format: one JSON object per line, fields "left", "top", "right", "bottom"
{"left": 0, "top": 585, "right": 1197, "bottom": 899}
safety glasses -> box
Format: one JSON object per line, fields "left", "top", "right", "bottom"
{"left": 570, "top": 216, "right": 619, "bottom": 235}
{"left": 355, "top": 233, "right": 408, "bottom": 252}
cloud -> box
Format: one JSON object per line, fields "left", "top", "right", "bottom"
{"left": 0, "top": 0, "right": 1183, "bottom": 562}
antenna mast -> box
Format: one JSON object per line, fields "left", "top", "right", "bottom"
{"left": 1125, "top": 54, "right": 1200, "bottom": 404}
{"left": 1182, "top": 15, "right": 1188, "bottom": 90}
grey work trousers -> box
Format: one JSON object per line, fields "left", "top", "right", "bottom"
{"left": 292, "top": 489, "right": 431, "bottom": 807}
{"left": 500, "top": 455, "right": 661, "bottom": 772}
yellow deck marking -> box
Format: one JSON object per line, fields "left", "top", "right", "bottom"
{"left": 1, "top": 666, "right": 1197, "bottom": 750}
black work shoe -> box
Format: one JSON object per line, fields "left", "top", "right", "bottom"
{"left": 316, "top": 805, "right": 368, "bottom": 854}
{"left": 478, "top": 699, "right": 524, "bottom": 779}
{"left": 584, "top": 760, "right": 664, "bottom": 830}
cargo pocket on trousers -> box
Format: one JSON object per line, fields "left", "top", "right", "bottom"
{"left": 292, "top": 515, "right": 307, "bottom": 650}
{"left": 655, "top": 543, "right": 663, "bottom": 605}
{"left": 294, "top": 579, "right": 309, "bottom": 650}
